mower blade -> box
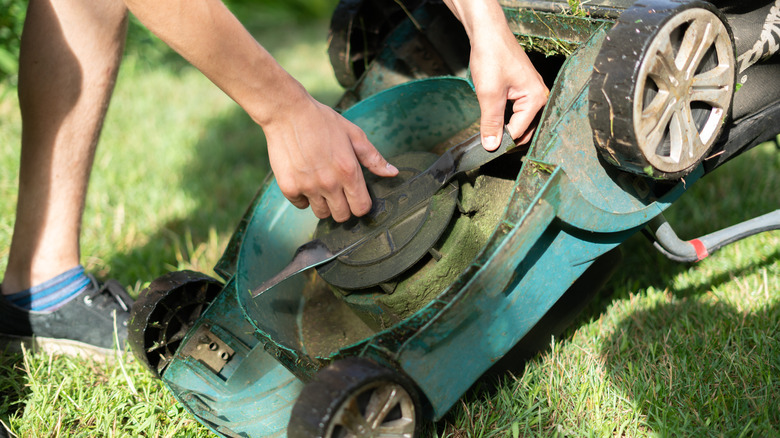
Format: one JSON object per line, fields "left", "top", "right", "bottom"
{"left": 251, "top": 127, "right": 514, "bottom": 298}
{"left": 250, "top": 240, "right": 336, "bottom": 297}
{"left": 250, "top": 233, "right": 371, "bottom": 298}
{"left": 371, "top": 127, "right": 515, "bottom": 211}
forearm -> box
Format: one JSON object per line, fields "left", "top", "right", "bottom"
{"left": 124, "top": 0, "right": 398, "bottom": 222}
{"left": 442, "top": 0, "right": 516, "bottom": 48}
{"left": 123, "top": 0, "right": 305, "bottom": 126}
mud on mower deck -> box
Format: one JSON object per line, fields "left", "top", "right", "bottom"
{"left": 128, "top": 0, "right": 780, "bottom": 436}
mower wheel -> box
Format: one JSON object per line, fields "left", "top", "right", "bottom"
{"left": 328, "top": 0, "right": 424, "bottom": 88}
{"left": 127, "top": 270, "right": 222, "bottom": 377}
{"left": 288, "top": 357, "right": 422, "bottom": 438}
{"left": 589, "top": 0, "right": 736, "bottom": 179}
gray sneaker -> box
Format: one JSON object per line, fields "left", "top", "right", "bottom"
{"left": 0, "top": 275, "right": 133, "bottom": 359}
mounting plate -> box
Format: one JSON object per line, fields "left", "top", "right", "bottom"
{"left": 315, "top": 152, "right": 459, "bottom": 289}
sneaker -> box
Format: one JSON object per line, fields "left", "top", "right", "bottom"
{"left": 0, "top": 275, "right": 134, "bottom": 360}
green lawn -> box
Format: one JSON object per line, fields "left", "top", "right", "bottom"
{"left": 0, "top": 8, "right": 778, "bottom": 438}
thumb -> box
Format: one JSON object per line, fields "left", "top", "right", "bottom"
{"left": 479, "top": 96, "right": 507, "bottom": 151}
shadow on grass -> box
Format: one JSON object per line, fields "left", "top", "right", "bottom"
{"left": 595, "top": 154, "right": 780, "bottom": 434}
{"left": 601, "top": 299, "right": 780, "bottom": 434}
{"left": 584, "top": 145, "right": 780, "bottom": 434}
{"left": 0, "top": 353, "right": 29, "bottom": 424}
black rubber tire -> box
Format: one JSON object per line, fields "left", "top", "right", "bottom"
{"left": 288, "top": 357, "right": 422, "bottom": 438}
{"left": 328, "top": 0, "right": 425, "bottom": 88}
{"left": 589, "top": 0, "right": 736, "bottom": 179}
{"left": 127, "top": 270, "right": 222, "bottom": 377}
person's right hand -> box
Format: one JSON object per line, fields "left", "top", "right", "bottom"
{"left": 123, "top": 0, "right": 398, "bottom": 223}
{"left": 263, "top": 93, "right": 398, "bottom": 223}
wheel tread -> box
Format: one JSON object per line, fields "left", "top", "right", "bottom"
{"left": 588, "top": 0, "right": 732, "bottom": 179}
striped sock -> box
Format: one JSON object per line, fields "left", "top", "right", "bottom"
{"left": 6, "top": 266, "right": 91, "bottom": 312}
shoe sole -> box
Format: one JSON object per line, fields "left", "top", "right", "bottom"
{"left": 0, "top": 334, "right": 125, "bottom": 361}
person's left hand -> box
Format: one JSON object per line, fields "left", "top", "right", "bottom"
{"left": 468, "top": 31, "right": 549, "bottom": 150}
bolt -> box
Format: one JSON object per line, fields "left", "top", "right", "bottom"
{"left": 368, "top": 198, "right": 389, "bottom": 224}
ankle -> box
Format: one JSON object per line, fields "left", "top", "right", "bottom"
{"left": 5, "top": 266, "right": 90, "bottom": 312}
{"left": 2, "top": 263, "right": 83, "bottom": 296}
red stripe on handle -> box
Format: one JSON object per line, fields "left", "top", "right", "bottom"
{"left": 689, "top": 239, "right": 709, "bottom": 261}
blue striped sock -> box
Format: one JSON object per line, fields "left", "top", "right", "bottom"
{"left": 6, "top": 266, "right": 91, "bottom": 312}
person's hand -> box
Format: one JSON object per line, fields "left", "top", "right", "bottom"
{"left": 264, "top": 94, "right": 398, "bottom": 223}
{"left": 442, "top": 0, "right": 549, "bottom": 151}
{"left": 469, "top": 31, "right": 549, "bottom": 150}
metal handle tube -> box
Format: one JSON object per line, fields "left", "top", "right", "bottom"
{"left": 648, "top": 210, "right": 780, "bottom": 262}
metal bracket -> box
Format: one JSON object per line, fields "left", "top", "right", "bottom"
{"left": 180, "top": 324, "right": 235, "bottom": 374}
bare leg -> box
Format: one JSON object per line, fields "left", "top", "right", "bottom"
{"left": 2, "top": 0, "right": 128, "bottom": 295}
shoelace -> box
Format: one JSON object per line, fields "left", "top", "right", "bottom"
{"left": 84, "top": 275, "right": 134, "bottom": 312}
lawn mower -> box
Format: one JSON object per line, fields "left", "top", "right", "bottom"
{"left": 128, "top": 1, "right": 780, "bottom": 436}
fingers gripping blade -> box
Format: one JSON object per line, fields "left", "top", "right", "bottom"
{"left": 250, "top": 127, "right": 514, "bottom": 297}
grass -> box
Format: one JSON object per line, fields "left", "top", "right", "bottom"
{"left": 1, "top": 6, "right": 779, "bottom": 438}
